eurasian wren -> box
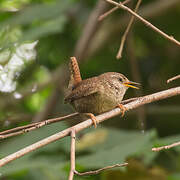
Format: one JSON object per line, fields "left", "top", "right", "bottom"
{"left": 64, "top": 57, "right": 140, "bottom": 127}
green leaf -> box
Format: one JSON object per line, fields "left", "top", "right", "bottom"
{"left": 77, "top": 129, "right": 157, "bottom": 168}
{"left": 0, "top": 0, "right": 72, "bottom": 28}
{"left": 21, "top": 16, "right": 67, "bottom": 41}
{"left": 168, "top": 173, "right": 180, "bottom": 180}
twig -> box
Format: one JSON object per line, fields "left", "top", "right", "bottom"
{"left": 0, "top": 98, "right": 139, "bottom": 139}
{"left": 68, "top": 129, "right": 127, "bottom": 178}
{"left": 116, "top": 0, "right": 142, "bottom": 59}
{"left": 0, "top": 122, "right": 39, "bottom": 135}
{"left": 105, "top": 0, "right": 180, "bottom": 47}
{"left": 0, "top": 113, "right": 78, "bottom": 139}
{"left": 68, "top": 130, "right": 76, "bottom": 180}
{"left": 167, "top": 75, "right": 180, "bottom": 83}
{"left": 74, "top": 163, "right": 128, "bottom": 176}
{"left": 89, "top": 0, "right": 180, "bottom": 56}
{"left": 68, "top": 129, "right": 127, "bottom": 179}
{"left": 98, "top": 0, "right": 131, "bottom": 21}
{"left": 0, "top": 86, "right": 180, "bottom": 167}
{"left": 152, "top": 141, "right": 180, "bottom": 152}
{"left": 0, "top": 98, "right": 138, "bottom": 139}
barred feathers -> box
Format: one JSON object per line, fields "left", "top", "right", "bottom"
{"left": 69, "top": 57, "right": 82, "bottom": 86}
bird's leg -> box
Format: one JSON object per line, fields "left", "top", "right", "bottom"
{"left": 84, "top": 113, "right": 98, "bottom": 128}
{"left": 117, "top": 104, "right": 127, "bottom": 117}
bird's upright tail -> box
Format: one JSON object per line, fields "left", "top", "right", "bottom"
{"left": 68, "top": 57, "right": 82, "bottom": 90}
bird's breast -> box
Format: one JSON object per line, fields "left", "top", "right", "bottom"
{"left": 72, "top": 86, "right": 125, "bottom": 114}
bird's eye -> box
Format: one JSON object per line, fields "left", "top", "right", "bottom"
{"left": 119, "top": 77, "right": 123, "bottom": 82}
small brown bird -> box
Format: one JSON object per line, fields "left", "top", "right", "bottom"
{"left": 64, "top": 57, "right": 140, "bottom": 127}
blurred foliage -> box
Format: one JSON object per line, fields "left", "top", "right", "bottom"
{"left": 1, "top": 126, "right": 180, "bottom": 179}
{"left": 0, "top": 0, "right": 180, "bottom": 179}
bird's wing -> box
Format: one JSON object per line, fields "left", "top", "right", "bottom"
{"left": 64, "top": 77, "right": 100, "bottom": 103}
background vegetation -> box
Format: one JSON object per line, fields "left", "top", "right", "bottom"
{"left": 0, "top": 0, "right": 180, "bottom": 179}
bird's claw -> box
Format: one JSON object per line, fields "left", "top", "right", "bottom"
{"left": 85, "top": 113, "right": 98, "bottom": 128}
{"left": 117, "top": 104, "right": 127, "bottom": 117}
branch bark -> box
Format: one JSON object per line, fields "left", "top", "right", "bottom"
{"left": 0, "top": 86, "right": 180, "bottom": 167}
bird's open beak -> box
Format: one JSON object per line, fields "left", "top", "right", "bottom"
{"left": 123, "top": 81, "right": 140, "bottom": 89}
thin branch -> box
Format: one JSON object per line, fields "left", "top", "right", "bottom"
{"left": 117, "top": 0, "right": 142, "bottom": 59}
{"left": 89, "top": 0, "right": 180, "bottom": 57}
{"left": 0, "top": 122, "right": 39, "bottom": 135}
{"left": 98, "top": 0, "right": 131, "bottom": 21}
{"left": 0, "top": 98, "right": 137, "bottom": 139}
{"left": 74, "top": 163, "right": 128, "bottom": 176}
{"left": 105, "top": 0, "right": 180, "bottom": 47}
{"left": 0, "top": 113, "right": 78, "bottom": 139}
{"left": 68, "top": 130, "right": 76, "bottom": 180}
{"left": 152, "top": 141, "right": 180, "bottom": 152}
{"left": 0, "top": 86, "right": 180, "bottom": 167}
{"left": 0, "top": 98, "right": 138, "bottom": 139}
{"left": 167, "top": 75, "right": 180, "bottom": 83}
{"left": 68, "top": 129, "right": 127, "bottom": 178}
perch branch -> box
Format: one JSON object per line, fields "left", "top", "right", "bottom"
{"left": 167, "top": 75, "right": 180, "bottom": 83}
{"left": 0, "top": 98, "right": 137, "bottom": 139}
{"left": 0, "top": 86, "right": 180, "bottom": 167}
{"left": 117, "top": 0, "right": 142, "bottom": 59}
{"left": 105, "top": 0, "right": 180, "bottom": 47}
{"left": 152, "top": 141, "right": 180, "bottom": 152}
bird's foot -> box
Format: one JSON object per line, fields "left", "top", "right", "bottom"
{"left": 117, "top": 104, "right": 127, "bottom": 117}
{"left": 84, "top": 113, "right": 98, "bottom": 128}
